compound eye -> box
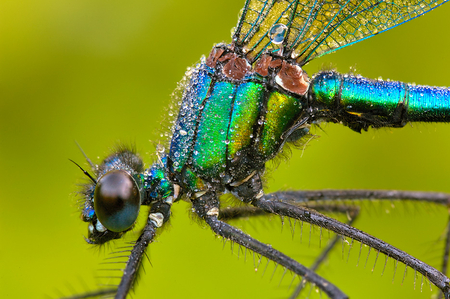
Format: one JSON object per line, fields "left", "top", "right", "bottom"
{"left": 94, "top": 170, "right": 140, "bottom": 232}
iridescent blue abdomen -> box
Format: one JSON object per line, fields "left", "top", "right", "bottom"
{"left": 311, "top": 71, "right": 450, "bottom": 132}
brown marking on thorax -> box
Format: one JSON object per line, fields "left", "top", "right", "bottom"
{"left": 253, "top": 55, "right": 272, "bottom": 77}
{"left": 219, "top": 53, "right": 251, "bottom": 80}
{"left": 206, "top": 47, "right": 225, "bottom": 68}
{"left": 275, "top": 61, "right": 310, "bottom": 95}
{"left": 269, "top": 59, "right": 282, "bottom": 68}
{"left": 253, "top": 54, "right": 283, "bottom": 77}
{"left": 205, "top": 46, "right": 310, "bottom": 96}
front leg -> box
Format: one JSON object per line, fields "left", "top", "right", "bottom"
{"left": 191, "top": 192, "right": 349, "bottom": 299}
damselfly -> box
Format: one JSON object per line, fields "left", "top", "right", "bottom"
{"left": 65, "top": 1, "right": 450, "bottom": 298}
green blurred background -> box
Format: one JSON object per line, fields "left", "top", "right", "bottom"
{"left": 2, "top": 0, "right": 450, "bottom": 298}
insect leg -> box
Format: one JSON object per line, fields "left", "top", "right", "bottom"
{"left": 218, "top": 203, "right": 359, "bottom": 221}
{"left": 274, "top": 189, "right": 450, "bottom": 299}
{"left": 290, "top": 205, "right": 360, "bottom": 299}
{"left": 252, "top": 195, "right": 450, "bottom": 297}
{"left": 444, "top": 214, "right": 450, "bottom": 276}
{"left": 218, "top": 206, "right": 267, "bottom": 221}
{"left": 112, "top": 201, "right": 171, "bottom": 299}
{"left": 271, "top": 189, "right": 450, "bottom": 205}
{"left": 60, "top": 289, "right": 117, "bottom": 299}
{"left": 438, "top": 215, "right": 450, "bottom": 299}
{"left": 192, "top": 192, "right": 349, "bottom": 299}
{"left": 60, "top": 206, "right": 164, "bottom": 299}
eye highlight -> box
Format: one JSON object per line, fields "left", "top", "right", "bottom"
{"left": 94, "top": 170, "right": 140, "bottom": 232}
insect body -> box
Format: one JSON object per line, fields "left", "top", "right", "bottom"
{"left": 73, "top": 1, "right": 450, "bottom": 298}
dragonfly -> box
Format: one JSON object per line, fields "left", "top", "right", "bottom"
{"left": 67, "top": 0, "right": 450, "bottom": 298}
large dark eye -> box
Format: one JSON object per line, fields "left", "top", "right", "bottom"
{"left": 94, "top": 170, "right": 140, "bottom": 232}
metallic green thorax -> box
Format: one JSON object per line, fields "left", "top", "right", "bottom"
{"left": 259, "top": 92, "right": 303, "bottom": 158}
{"left": 170, "top": 65, "right": 450, "bottom": 195}
{"left": 192, "top": 81, "right": 236, "bottom": 177}
{"left": 228, "top": 82, "right": 264, "bottom": 158}
{"left": 169, "top": 64, "right": 306, "bottom": 193}
{"left": 312, "top": 71, "right": 450, "bottom": 131}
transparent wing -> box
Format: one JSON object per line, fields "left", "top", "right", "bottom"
{"left": 233, "top": 0, "right": 449, "bottom": 65}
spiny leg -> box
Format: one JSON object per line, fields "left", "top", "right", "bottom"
{"left": 444, "top": 214, "right": 450, "bottom": 276}
{"left": 192, "top": 192, "right": 349, "bottom": 299}
{"left": 218, "top": 204, "right": 359, "bottom": 222}
{"left": 219, "top": 204, "right": 358, "bottom": 270}
{"left": 223, "top": 188, "right": 450, "bottom": 285}
{"left": 112, "top": 221, "right": 157, "bottom": 298}
{"left": 290, "top": 206, "right": 360, "bottom": 299}
{"left": 274, "top": 189, "right": 450, "bottom": 292}
{"left": 63, "top": 202, "right": 171, "bottom": 299}
{"left": 114, "top": 202, "right": 171, "bottom": 299}
{"left": 252, "top": 194, "right": 450, "bottom": 297}
{"left": 438, "top": 215, "right": 450, "bottom": 299}
{"left": 218, "top": 206, "right": 267, "bottom": 221}
{"left": 60, "top": 289, "right": 116, "bottom": 299}
{"left": 230, "top": 173, "right": 450, "bottom": 296}
{"left": 219, "top": 203, "right": 361, "bottom": 266}
{"left": 272, "top": 190, "right": 450, "bottom": 205}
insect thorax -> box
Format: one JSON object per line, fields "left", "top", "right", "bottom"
{"left": 168, "top": 44, "right": 311, "bottom": 196}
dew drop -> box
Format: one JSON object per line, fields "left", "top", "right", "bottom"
{"left": 269, "top": 23, "right": 288, "bottom": 45}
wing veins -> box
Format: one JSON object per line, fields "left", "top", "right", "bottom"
{"left": 232, "top": 0, "right": 450, "bottom": 65}
{"left": 297, "top": 0, "right": 354, "bottom": 62}
{"left": 239, "top": 0, "right": 275, "bottom": 47}
{"left": 307, "top": 0, "right": 449, "bottom": 62}
{"left": 303, "top": 0, "right": 372, "bottom": 63}
{"left": 242, "top": 1, "right": 273, "bottom": 44}
{"left": 246, "top": 1, "right": 298, "bottom": 61}
{"left": 289, "top": 0, "right": 321, "bottom": 53}
{"left": 282, "top": 0, "right": 301, "bottom": 50}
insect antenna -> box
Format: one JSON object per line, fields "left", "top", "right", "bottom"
{"left": 69, "top": 159, "right": 96, "bottom": 184}
{"left": 75, "top": 141, "right": 96, "bottom": 170}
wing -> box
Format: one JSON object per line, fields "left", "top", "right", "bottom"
{"left": 232, "top": 0, "right": 449, "bottom": 65}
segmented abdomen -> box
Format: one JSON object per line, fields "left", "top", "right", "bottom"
{"left": 312, "top": 71, "right": 450, "bottom": 132}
